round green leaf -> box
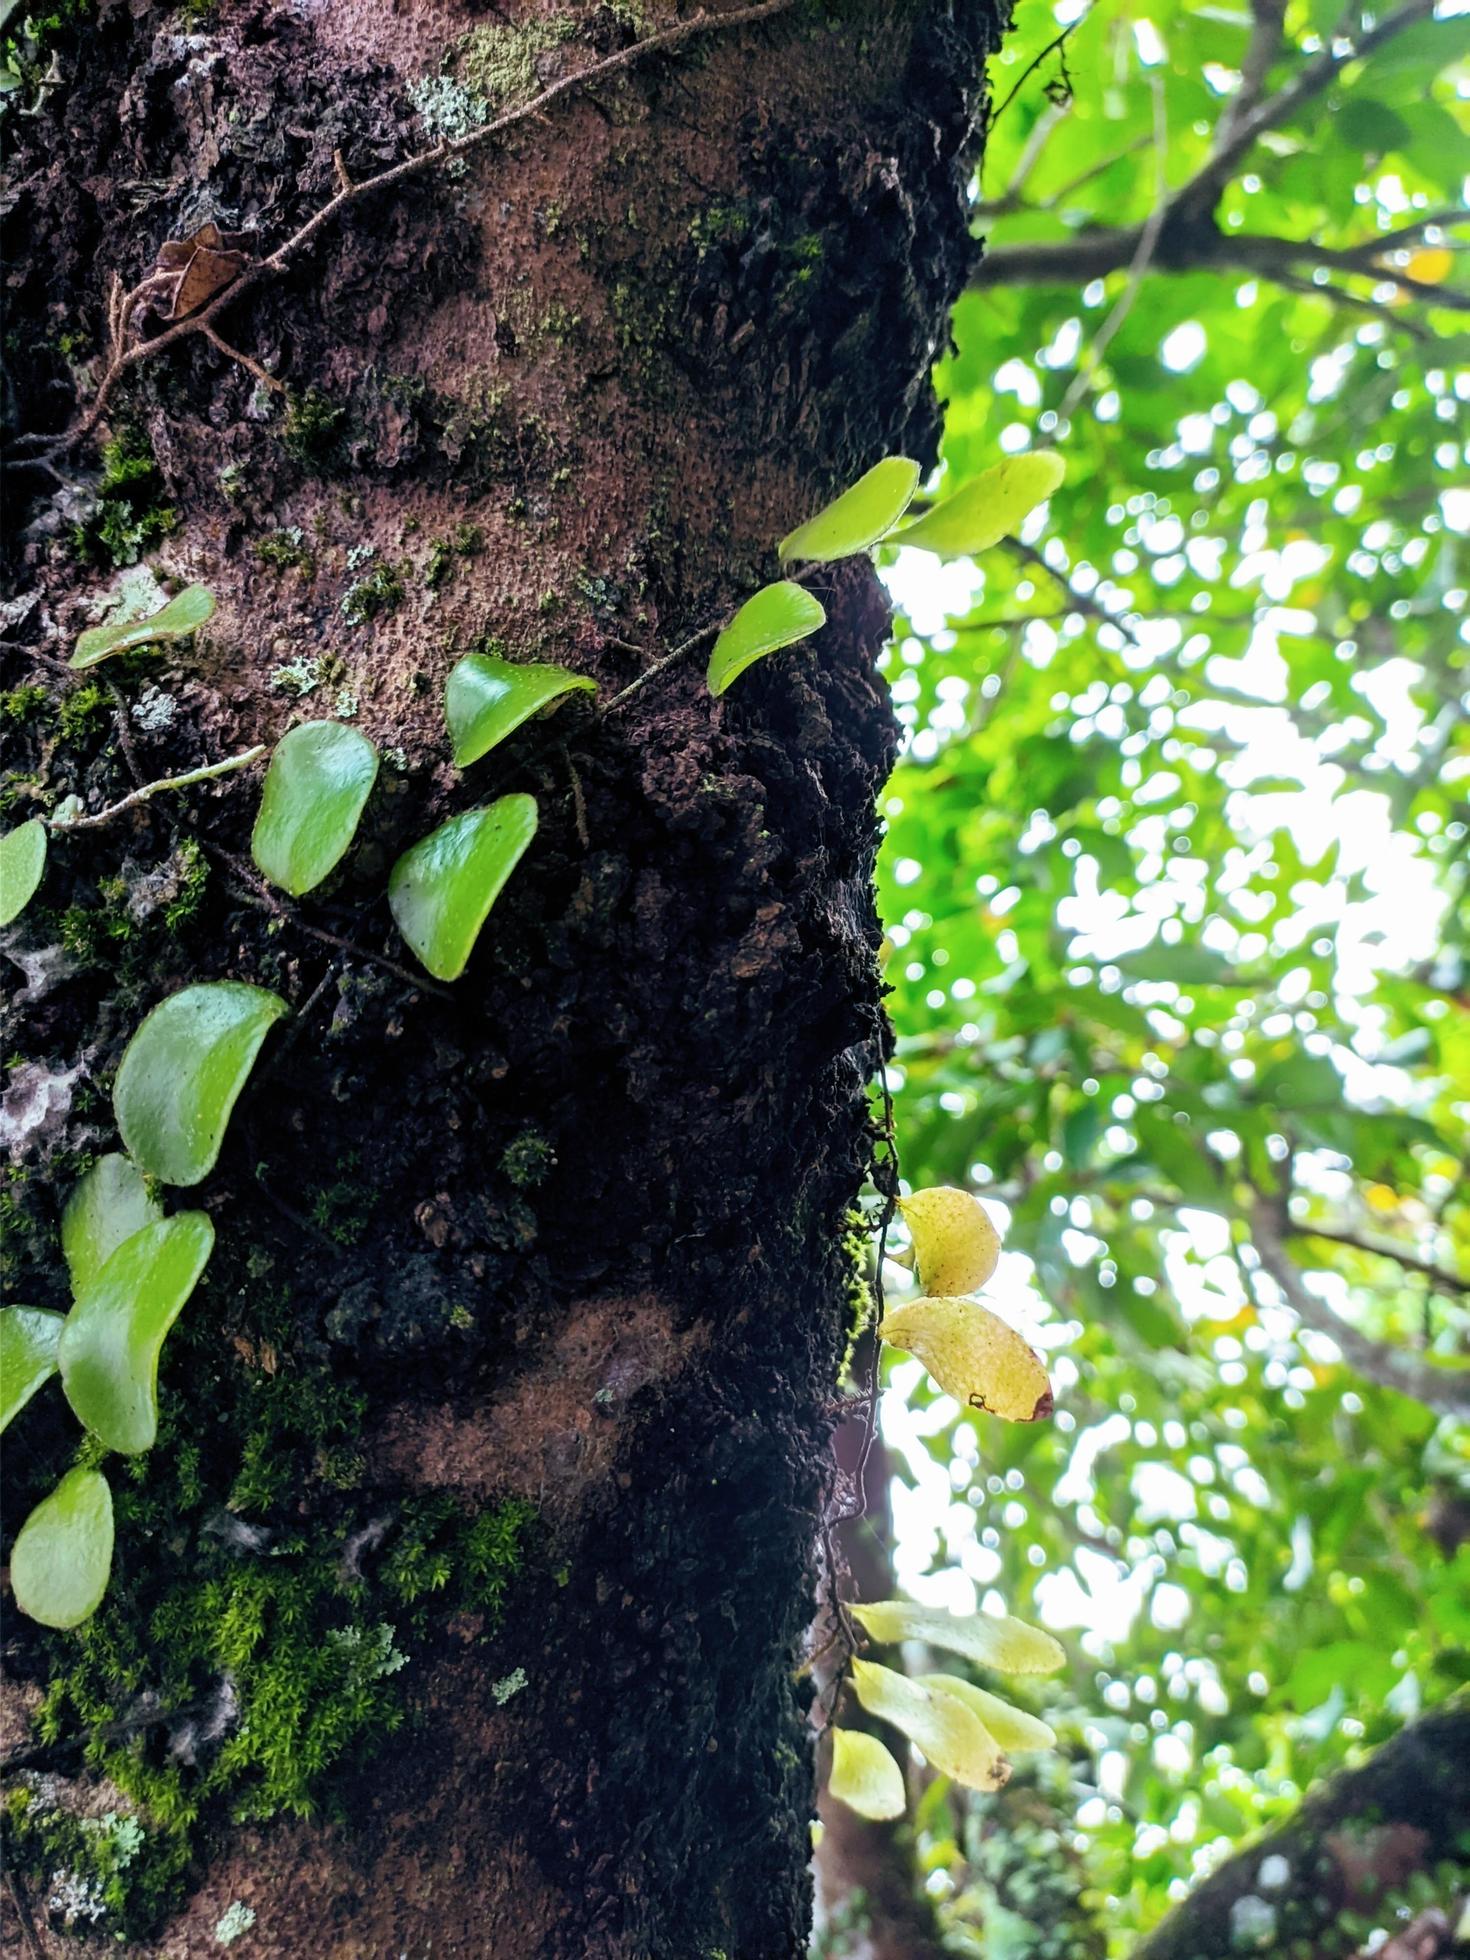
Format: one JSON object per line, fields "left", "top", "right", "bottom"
{"left": 0, "top": 818, "right": 47, "bottom": 927}
{"left": 779, "top": 456, "right": 922, "bottom": 563}
{"left": 895, "top": 452, "right": 1065, "bottom": 559}
{"left": 0, "top": 1307, "right": 65, "bottom": 1432}
{"left": 61, "top": 1153, "right": 163, "bottom": 1297}
{"left": 388, "top": 794, "right": 538, "bottom": 982}
{"left": 829, "top": 1728, "right": 907, "bottom": 1820}
{"left": 707, "top": 582, "right": 826, "bottom": 697}
{"left": 10, "top": 1466, "right": 114, "bottom": 1629}
{"left": 71, "top": 583, "right": 216, "bottom": 669}
{"left": 59, "top": 1212, "right": 214, "bottom": 1454}
{"left": 250, "top": 720, "right": 380, "bottom": 896}
{"left": 114, "top": 982, "right": 289, "bottom": 1185}
{"left": 445, "top": 653, "right": 596, "bottom": 769}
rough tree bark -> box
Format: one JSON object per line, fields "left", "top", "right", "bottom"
{"left": 0, "top": 3, "right": 1003, "bottom": 1954}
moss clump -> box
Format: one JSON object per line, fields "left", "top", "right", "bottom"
{"left": 459, "top": 16, "right": 577, "bottom": 109}
{"left": 424, "top": 522, "right": 483, "bottom": 590}
{"left": 0, "top": 683, "right": 48, "bottom": 724}
{"left": 12, "top": 1328, "right": 534, "bottom": 1939}
{"left": 254, "top": 527, "right": 316, "bottom": 576}
{"left": 282, "top": 387, "right": 346, "bottom": 471}
{"left": 500, "top": 1127, "right": 555, "bottom": 1190}
{"left": 55, "top": 681, "right": 108, "bottom": 743}
{"left": 71, "top": 430, "right": 178, "bottom": 568}
{"left": 340, "top": 562, "right": 404, "bottom": 625}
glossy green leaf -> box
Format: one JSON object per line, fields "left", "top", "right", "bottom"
{"left": 780, "top": 457, "right": 922, "bottom": 563}
{"left": 250, "top": 720, "right": 380, "bottom": 895}
{"left": 61, "top": 1153, "right": 163, "bottom": 1296}
{"left": 10, "top": 1466, "right": 114, "bottom": 1629}
{"left": 707, "top": 582, "right": 826, "bottom": 696}
{"left": 0, "top": 818, "right": 47, "bottom": 927}
{"left": 114, "top": 982, "right": 289, "bottom": 1185}
{"left": 445, "top": 653, "right": 596, "bottom": 768}
{"left": 896, "top": 452, "right": 1065, "bottom": 558}
{"left": 59, "top": 1212, "right": 215, "bottom": 1453}
{"left": 70, "top": 583, "right": 216, "bottom": 669}
{"left": 0, "top": 1307, "right": 65, "bottom": 1431}
{"left": 388, "top": 794, "right": 538, "bottom": 982}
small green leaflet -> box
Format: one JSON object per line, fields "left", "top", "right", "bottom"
{"left": 389, "top": 794, "right": 538, "bottom": 982}
{"left": 779, "top": 457, "right": 921, "bottom": 564}
{"left": 251, "top": 720, "right": 380, "bottom": 896}
{"left": 10, "top": 1466, "right": 115, "bottom": 1629}
{"left": 62, "top": 1153, "right": 162, "bottom": 1296}
{"left": 114, "top": 981, "right": 289, "bottom": 1185}
{"left": 0, "top": 818, "right": 47, "bottom": 926}
{"left": 0, "top": 1307, "right": 65, "bottom": 1432}
{"left": 445, "top": 652, "right": 596, "bottom": 768}
{"left": 707, "top": 583, "right": 826, "bottom": 696}
{"left": 896, "top": 452, "right": 1065, "bottom": 559}
{"left": 59, "top": 1212, "right": 215, "bottom": 1454}
{"left": 70, "top": 583, "right": 216, "bottom": 669}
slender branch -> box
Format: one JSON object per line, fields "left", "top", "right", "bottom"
{"left": 990, "top": 6, "right": 1092, "bottom": 125}
{"left": 1287, "top": 1222, "right": 1470, "bottom": 1296}
{"left": 10, "top": 0, "right": 798, "bottom": 459}
{"left": 46, "top": 745, "right": 266, "bottom": 830}
{"left": 1057, "top": 73, "right": 1167, "bottom": 421}
{"left": 1188, "top": 0, "right": 1441, "bottom": 209}
{"left": 1214, "top": 0, "right": 1287, "bottom": 154}
{"left": 1006, "top": 538, "right": 1141, "bottom": 650}
{"left": 1250, "top": 1197, "right": 1470, "bottom": 1420}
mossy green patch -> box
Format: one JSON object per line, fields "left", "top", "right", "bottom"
{"left": 282, "top": 387, "right": 347, "bottom": 471}
{"left": 71, "top": 430, "right": 178, "bottom": 569}
{"left": 340, "top": 562, "right": 405, "bottom": 625}
{"left": 459, "top": 16, "right": 578, "bottom": 109}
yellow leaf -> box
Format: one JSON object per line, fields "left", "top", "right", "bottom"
{"left": 828, "top": 1728, "right": 907, "bottom": 1819}
{"left": 922, "top": 1675, "right": 1056, "bottom": 1752}
{"left": 898, "top": 1187, "right": 1001, "bottom": 1294}
{"left": 850, "top": 1659, "right": 1009, "bottom": 1793}
{"left": 878, "top": 1296, "right": 1053, "bottom": 1422}
{"left": 1405, "top": 246, "right": 1452, "bottom": 285}
{"left": 851, "top": 1599, "right": 1065, "bottom": 1675}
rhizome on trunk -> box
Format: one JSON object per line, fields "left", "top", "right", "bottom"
{"left": 0, "top": 3, "right": 1000, "bottom": 1952}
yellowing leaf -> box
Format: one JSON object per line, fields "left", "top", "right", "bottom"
{"left": 851, "top": 1599, "right": 1065, "bottom": 1675}
{"left": 779, "top": 457, "right": 921, "bottom": 563}
{"left": 828, "top": 1728, "right": 906, "bottom": 1820}
{"left": 922, "top": 1675, "right": 1056, "bottom": 1751}
{"left": 879, "top": 1296, "right": 1052, "bottom": 1422}
{"left": 898, "top": 1186, "right": 1001, "bottom": 1294}
{"left": 896, "top": 452, "right": 1065, "bottom": 559}
{"left": 850, "top": 1658, "right": 1009, "bottom": 1793}
{"left": 1404, "top": 246, "right": 1451, "bottom": 285}
{"left": 707, "top": 582, "right": 825, "bottom": 695}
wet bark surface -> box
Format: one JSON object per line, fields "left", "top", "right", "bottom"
{"left": 1, "top": 4, "right": 1002, "bottom": 1953}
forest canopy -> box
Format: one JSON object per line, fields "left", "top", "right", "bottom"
{"left": 857, "top": 0, "right": 1469, "bottom": 1946}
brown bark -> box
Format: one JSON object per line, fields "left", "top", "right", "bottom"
{"left": 0, "top": 3, "right": 1003, "bottom": 1955}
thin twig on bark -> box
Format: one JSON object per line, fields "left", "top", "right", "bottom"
{"left": 9, "top": 0, "right": 798, "bottom": 460}
{"left": 46, "top": 744, "right": 266, "bottom": 830}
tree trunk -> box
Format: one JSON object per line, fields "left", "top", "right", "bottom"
{"left": 1, "top": 4, "right": 1001, "bottom": 1954}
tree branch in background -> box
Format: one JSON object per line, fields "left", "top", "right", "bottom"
{"left": 1133, "top": 1699, "right": 1470, "bottom": 1960}
{"left": 1214, "top": 0, "right": 1287, "bottom": 154}
{"left": 1287, "top": 1223, "right": 1470, "bottom": 1298}
{"left": 1250, "top": 1198, "right": 1470, "bottom": 1420}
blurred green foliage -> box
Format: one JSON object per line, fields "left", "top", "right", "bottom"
{"left": 870, "top": 0, "right": 1469, "bottom": 1944}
